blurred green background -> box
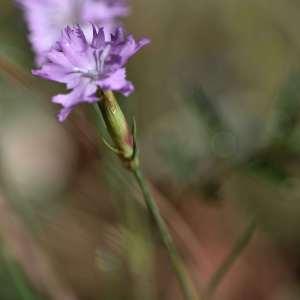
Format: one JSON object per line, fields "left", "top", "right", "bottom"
{"left": 1, "top": 0, "right": 300, "bottom": 299}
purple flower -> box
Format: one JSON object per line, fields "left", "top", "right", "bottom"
{"left": 33, "top": 25, "right": 150, "bottom": 121}
{"left": 17, "top": 0, "right": 129, "bottom": 64}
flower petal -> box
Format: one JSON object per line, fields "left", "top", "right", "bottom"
{"left": 57, "top": 106, "right": 73, "bottom": 122}
{"left": 97, "top": 68, "right": 134, "bottom": 96}
{"left": 52, "top": 79, "right": 98, "bottom": 121}
{"left": 91, "top": 25, "right": 106, "bottom": 49}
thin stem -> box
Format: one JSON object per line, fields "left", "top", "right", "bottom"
{"left": 0, "top": 55, "right": 33, "bottom": 88}
{"left": 2, "top": 251, "right": 37, "bottom": 300}
{"left": 205, "top": 217, "right": 257, "bottom": 299}
{"left": 93, "top": 90, "right": 198, "bottom": 299}
{"left": 132, "top": 168, "right": 199, "bottom": 300}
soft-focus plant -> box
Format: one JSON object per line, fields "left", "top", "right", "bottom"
{"left": 32, "top": 23, "right": 198, "bottom": 300}
{"left": 22, "top": 0, "right": 200, "bottom": 293}
{"left": 12, "top": 0, "right": 263, "bottom": 299}
{"left": 16, "top": 0, "right": 129, "bottom": 64}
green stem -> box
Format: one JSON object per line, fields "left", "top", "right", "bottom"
{"left": 2, "top": 252, "right": 37, "bottom": 300}
{"left": 132, "top": 168, "right": 199, "bottom": 300}
{"left": 205, "top": 217, "right": 257, "bottom": 299}
{"left": 93, "top": 90, "right": 198, "bottom": 299}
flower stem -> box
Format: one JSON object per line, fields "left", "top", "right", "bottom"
{"left": 93, "top": 90, "right": 198, "bottom": 300}
{"left": 132, "top": 167, "right": 199, "bottom": 300}
{"left": 205, "top": 217, "right": 257, "bottom": 299}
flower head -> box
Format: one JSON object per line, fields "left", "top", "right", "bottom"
{"left": 33, "top": 25, "right": 150, "bottom": 121}
{"left": 17, "top": 0, "right": 129, "bottom": 64}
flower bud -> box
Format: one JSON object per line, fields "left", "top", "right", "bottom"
{"left": 99, "top": 90, "right": 138, "bottom": 168}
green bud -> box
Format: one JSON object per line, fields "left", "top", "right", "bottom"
{"left": 99, "top": 90, "right": 139, "bottom": 169}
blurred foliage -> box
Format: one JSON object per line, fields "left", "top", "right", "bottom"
{"left": 1, "top": 0, "right": 300, "bottom": 299}
{"left": 0, "top": 245, "right": 41, "bottom": 300}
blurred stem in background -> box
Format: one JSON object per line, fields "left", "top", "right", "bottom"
{"left": 205, "top": 217, "right": 257, "bottom": 299}
{"left": 0, "top": 55, "right": 33, "bottom": 89}
{"left": 0, "top": 191, "right": 78, "bottom": 300}
{"left": 93, "top": 91, "right": 199, "bottom": 300}
{"left": 1, "top": 247, "right": 38, "bottom": 300}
